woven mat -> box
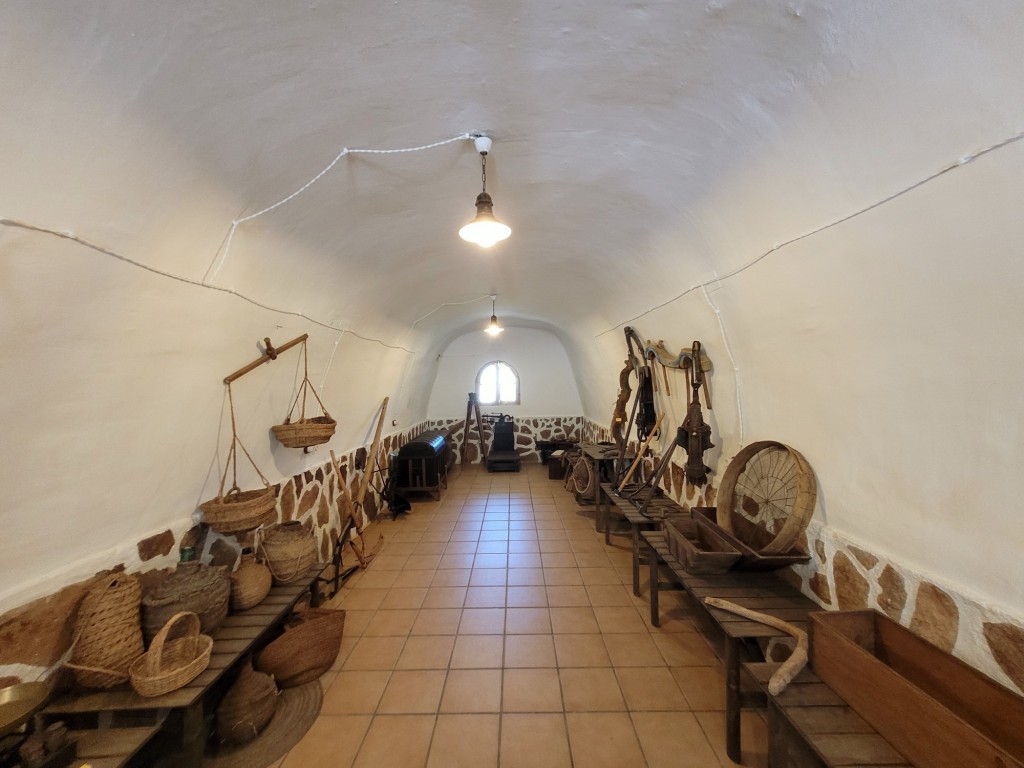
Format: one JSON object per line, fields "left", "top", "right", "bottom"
{"left": 204, "top": 680, "right": 322, "bottom": 768}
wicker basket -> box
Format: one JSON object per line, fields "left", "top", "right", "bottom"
{"left": 199, "top": 486, "right": 277, "bottom": 536}
{"left": 129, "top": 612, "right": 212, "bottom": 697}
{"left": 255, "top": 608, "right": 345, "bottom": 688}
{"left": 141, "top": 563, "right": 230, "bottom": 645}
{"left": 216, "top": 661, "right": 278, "bottom": 744}
{"left": 66, "top": 574, "right": 145, "bottom": 689}
{"left": 258, "top": 522, "right": 318, "bottom": 585}
{"left": 230, "top": 552, "right": 273, "bottom": 611}
{"left": 271, "top": 416, "right": 337, "bottom": 449}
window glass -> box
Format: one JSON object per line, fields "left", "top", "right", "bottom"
{"left": 477, "top": 361, "right": 520, "bottom": 405}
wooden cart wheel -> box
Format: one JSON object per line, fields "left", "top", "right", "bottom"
{"left": 716, "top": 441, "right": 815, "bottom": 554}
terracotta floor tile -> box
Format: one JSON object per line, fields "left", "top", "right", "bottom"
{"left": 431, "top": 568, "right": 471, "bottom": 587}
{"left": 465, "top": 585, "right": 507, "bottom": 608}
{"left": 508, "top": 540, "right": 541, "bottom": 553}
{"left": 480, "top": 530, "right": 511, "bottom": 541}
{"left": 339, "top": 588, "right": 389, "bottom": 611}
{"left": 549, "top": 606, "right": 600, "bottom": 634}
{"left": 695, "top": 710, "right": 769, "bottom": 768}
{"left": 412, "top": 541, "right": 448, "bottom": 555}
{"left": 322, "top": 670, "right": 391, "bottom": 714}
{"left": 541, "top": 552, "right": 578, "bottom": 568}
{"left": 459, "top": 607, "right": 506, "bottom": 634}
{"left": 391, "top": 569, "right": 436, "bottom": 588}
{"left": 405, "top": 554, "right": 442, "bottom": 570}
{"left": 470, "top": 568, "right": 508, "bottom": 586}
{"left": 499, "top": 713, "right": 572, "bottom": 768}
{"left": 444, "top": 541, "right": 477, "bottom": 554}
{"left": 604, "top": 633, "right": 667, "bottom": 667}
{"left": 281, "top": 714, "right": 370, "bottom": 768}
{"left": 422, "top": 586, "right": 467, "bottom": 608}
{"left": 559, "top": 667, "right": 626, "bottom": 711}
{"left": 508, "top": 529, "right": 538, "bottom": 541}
{"left": 372, "top": 554, "right": 410, "bottom": 571}
{"left": 352, "top": 714, "right": 435, "bottom": 768}
{"left": 380, "top": 587, "right": 428, "bottom": 610}
{"left": 565, "top": 712, "right": 646, "bottom": 768}
{"left": 652, "top": 631, "right": 719, "bottom": 666}
{"left": 505, "top": 607, "right": 552, "bottom": 634}
{"left": 504, "top": 634, "right": 557, "bottom": 667}
{"left": 616, "top": 666, "right": 689, "bottom": 711}
{"left": 580, "top": 567, "right": 624, "bottom": 586}
{"left": 440, "top": 668, "right": 502, "bottom": 712}
{"left": 586, "top": 584, "right": 634, "bottom": 606}
{"left": 543, "top": 568, "right": 584, "bottom": 586}
{"left": 593, "top": 605, "right": 650, "bottom": 634}
{"left": 396, "top": 634, "right": 456, "bottom": 670}
{"left": 342, "top": 610, "right": 374, "bottom": 637}
{"left": 539, "top": 539, "right": 574, "bottom": 553}
{"left": 377, "top": 669, "right": 446, "bottom": 713}
{"left": 671, "top": 665, "right": 725, "bottom": 710}
{"left": 439, "top": 553, "right": 477, "bottom": 569}
{"left": 545, "top": 585, "right": 590, "bottom": 607}
{"left": 450, "top": 529, "right": 481, "bottom": 542}
{"left": 331, "top": 635, "right": 359, "bottom": 671}
{"left": 427, "top": 714, "right": 500, "bottom": 768}
{"left": 574, "top": 551, "right": 614, "bottom": 568}
{"left": 502, "top": 668, "right": 564, "bottom": 712}
{"left": 385, "top": 542, "right": 418, "bottom": 556}
{"left": 554, "top": 633, "right": 612, "bottom": 667}
{"left": 506, "top": 567, "right": 545, "bottom": 585}
{"left": 411, "top": 608, "right": 463, "bottom": 635}
{"left": 363, "top": 609, "right": 418, "bottom": 636}
{"left": 355, "top": 569, "right": 400, "bottom": 589}
{"left": 343, "top": 635, "right": 406, "bottom": 670}
{"left": 450, "top": 634, "right": 504, "bottom": 668}
{"left": 630, "top": 711, "right": 722, "bottom": 767}
{"left": 477, "top": 539, "right": 510, "bottom": 553}
{"left": 506, "top": 585, "right": 547, "bottom": 607}
{"left": 507, "top": 552, "right": 543, "bottom": 568}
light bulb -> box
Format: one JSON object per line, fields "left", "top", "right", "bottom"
{"left": 485, "top": 314, "right": 504, "bottom": 336}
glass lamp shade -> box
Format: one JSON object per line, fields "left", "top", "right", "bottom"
{"left": 485, "top": 314, "right": 504, "bottom": 336}
{"left": 459, "top": 192, "right": 511, "bottom": 248}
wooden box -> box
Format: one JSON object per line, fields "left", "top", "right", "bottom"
{"left": 809, "top": 610, "right": 1024, "bottom": 768}
{"left": 664, "top": 515, "right": 741, "bottom": 574}
{"left": 692, "top": 507, "right": 810, "bottom": 571}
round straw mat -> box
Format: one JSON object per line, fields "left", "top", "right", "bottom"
{"left": 204, "top": 680, "right": 322, "bottom": 768}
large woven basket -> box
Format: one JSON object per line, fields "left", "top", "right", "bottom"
{"left": 129, "top": 612, "right": 213, "bottom": 697}
{"left": 271, "top": 416, "right": 336, "bottom": 449}
{"left": 200, "top": 486, "right": 277, "bottom": 536}
{"left": 255, "top": 608, "right": 345, "bottom": 688}
{"left": 141, "top": 563, "right": 230, "bottom": 645}
{"left": 258, "top": 522, "right": 318, "bottom": 586}
{"left": 230, "top": 553, "right": 272, "bottom": 611}
{"left": 216, "top": 661, "right": 279, "bottom": 744}
{"left": 66, "top": 574, "right": 145, "bottom": 689}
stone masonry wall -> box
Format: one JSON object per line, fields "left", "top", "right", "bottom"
{"left": 428, "top": 416, "right": 582, "bottom": 464}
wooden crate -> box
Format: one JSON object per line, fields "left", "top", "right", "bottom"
{"left": 810, "top": 610, "right": 1024, "bottom": 768}
{"left": 692, "top": 508, "right": 810, "bottom": 571}
{"left": 664, "top": 515, "right": 741, "bottom": 574}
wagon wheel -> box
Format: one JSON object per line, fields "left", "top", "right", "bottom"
{"left": 716, "top": 441, "right": 815, "bottom": 554}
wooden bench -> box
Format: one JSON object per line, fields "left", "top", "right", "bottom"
{"left": 642, "top": 530, "right": 819, "bottom": 765}
{"left": 743, "top": 662, "right": 911, "bottom": 767}
{"left": 44, "top": 564, "right": 326, "bottom": 767}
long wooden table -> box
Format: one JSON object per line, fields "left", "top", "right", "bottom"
{"left": 44, "top": 564, "right": 325, "bottom": 767}
{"left": 642, "top": 530, "right": 819, "bottom": 765}
{"left": 598, "top": 483, "right": 684, "bottom": 594}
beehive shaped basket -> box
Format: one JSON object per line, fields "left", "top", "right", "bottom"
{"left": 66, "top": 574, "right": 145, "bottom": 689}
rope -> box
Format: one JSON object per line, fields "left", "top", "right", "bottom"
{"left": 218, "top": 383, "right": 271, "bottom": 498}
{"left": 284, "top": 339, "right": 332, "bottom": 422}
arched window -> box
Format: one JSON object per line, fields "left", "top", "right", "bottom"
{"left": 477, "top": 361, "right": 520, "bottom": 405}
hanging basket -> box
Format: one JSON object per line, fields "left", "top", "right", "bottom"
{"left": 271, "top": 416, "right": 336, "bottom": 449}
{"left": 255, "top": 608, "right": 345, "bottom": 688}
{"left": 216, "top": 661, "right": 279, "bottom": 744}
{"left": 66, "top": 574, "right": 145, "bottom": 689}
{"left": 141, "top": 563, "right": 231, "bottom": 645}
{"left": 230, "top": 552, "right": 273, "bottom": 611}
{"left": 258, "top": 522, "right": 318, "bottom": 585}
{"left": 200, "top": 486, "right": 277, "bottom": 536}
{"left": 271, "top": 343, "right": 336, "bottom": 449}
{"left": 129, "top": 612, "right": 213, "bottom": 698}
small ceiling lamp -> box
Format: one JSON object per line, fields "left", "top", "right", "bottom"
{"left": 485, "top": 295, "right": 504, "bottom": 336}
{"left": 459, "top": 135, "right": 512, "bottom": 248}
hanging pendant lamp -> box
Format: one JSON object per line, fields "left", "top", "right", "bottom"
{"left": 459, "top": 136, "right": 512, "bottom": 248}
{"left": 485, "top": 295, "right": 504, "bottom": 336}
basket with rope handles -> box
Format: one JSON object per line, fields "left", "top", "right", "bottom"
{"left": 271, "top": 340, "right": 336, "bottom": 449}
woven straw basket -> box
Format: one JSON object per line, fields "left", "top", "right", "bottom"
{"left": 141, "top": 563, "right": 230, "bottom": 645}
{"left": 129, "top": 612, "right": 213, "bottom": 697}
{"left": 200, "top": 486, "right": 277, "bottom": 536}
{"left": 271, "top": 416, "right": 336, "bottom": 449}
{"left": 66, "top": 574, "right": 145, "bottom": 689}
{"left": 255, "top": 608, "right": 345, "bottom": 688}
{"left": 230, "top": 553, "right": 272, "bottom": 611}
{"left": 258, "top": 522, "right": 318, "bottom": 585}
{"left": 216, "top": 661, "right": 279, "bottom": 744}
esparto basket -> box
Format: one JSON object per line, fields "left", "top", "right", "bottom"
{"left": 200, "top": 486, "right": 277, "bottom": 536}
{"left": 271, "top": 416, "right": 337, "bottom": 449}
{"left": 255, "top": 608, "right": 345, "bottom": 688}
{"left": 66, "top": 574, "right": 145, "bottom": 689}
{"left": 216, "top": 660, "right": 278, "bottom": 744}
{"left": 129, "top": 611, "right": 212, "bottom": 697}
{"left": 230, "top": 552, "right": 273, "bottom": 611}
{"left": 258, "top": 522, "right": 318, "bottom": 585}
{"left": 141, "top": 563, "right": 230, "bottom": 644}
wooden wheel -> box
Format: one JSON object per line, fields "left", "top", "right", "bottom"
{"left": 716, "top": 441, "right": 815, "bottom": 554}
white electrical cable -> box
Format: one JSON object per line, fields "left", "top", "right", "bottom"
{"left": 702, "top": 283, "right": 744, "bottom": 444}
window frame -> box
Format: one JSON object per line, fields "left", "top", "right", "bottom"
{"left": 475, "top": 360, "right": 521, "bottom": 406}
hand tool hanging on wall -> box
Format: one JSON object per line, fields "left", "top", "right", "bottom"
{"left": 357, "top": 396, "right": 389, "bottom": 510}
{"left": 681, "top": 340, "right": 714, "bottom": 485}
{"left": 645, "top": 338, "right": 712, "bottom": 409}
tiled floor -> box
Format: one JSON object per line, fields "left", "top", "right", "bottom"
{"left": 274, "top": 464, "right": 767, "bottom": 768}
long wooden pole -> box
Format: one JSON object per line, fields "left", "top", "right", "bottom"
{"left": 617, "top": 412, "right": 666, "bottom": 491}
{"left": 223, "top": 334, "right": 309, "bottom": 384}
{"left": 357, "top": 396, "right": 389, "bottom": 506}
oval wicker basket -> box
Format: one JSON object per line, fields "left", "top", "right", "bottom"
{"left": 255, "top": 608, "right": 345, "bottom": 688}
{"left": 216, "top": 661, "right": 278, "bottom": 744}
{"left": 716, "top": 441, "right": 816, "bottom": 555}
{"left": 230, "top": 553, "right": 272, "bottom": 611}
{"left": 141, "top": 564, "right": 230, "bottom": 645}
{"left": 258, "top": 522, "right": 318, "bottom": 585}
{"left": 271, "top": 416, "right": 337, "bottom": 449}
{"left": 129, "top": 612, "right": 212, "bottom": 697}
{"left": 66, "top": 574, "right": 145, "bottom": 689}
{"left": 199, "top": 486, "right": 277, "bottom": 536}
